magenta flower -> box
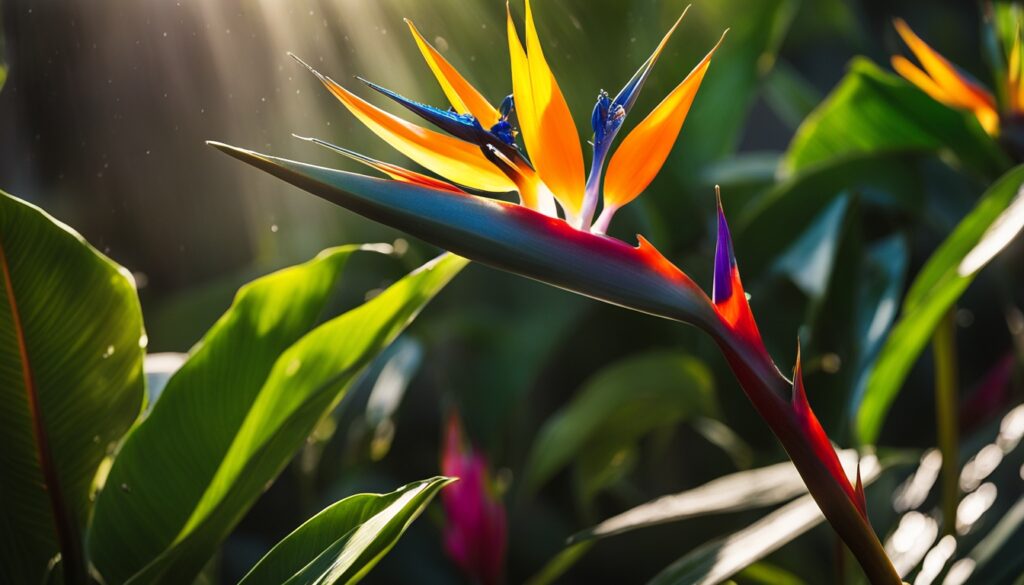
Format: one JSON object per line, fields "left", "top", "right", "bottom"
{"left": 440, "top": 414, "right": 507, "bottom": 585}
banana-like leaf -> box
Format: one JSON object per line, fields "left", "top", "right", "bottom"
{"left": 0, "top": 190, "right": 145, "bottom": 583}
{"left": 784, "top": 58, "right": 1010, "bottom": 180}
{"left": 523, "top": 350, "right": 716, "bottom": 494}
{"left": 646, "top": 455, "right": 884, "bottom": 585}
{"left": 573, "top": 449, "right": 864, "bottom": 543}
{"left": 856, "top": 164, "right": 1024, "bottom": 444}
{"left": 238, "top": 477, "right": 453, "bottom": 585}
{"left": 88, "top": 249, "right": 466, "bottom": 584}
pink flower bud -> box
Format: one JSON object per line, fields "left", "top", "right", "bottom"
{"left": 441, "top": 414, "right": 507, "bottom": 585}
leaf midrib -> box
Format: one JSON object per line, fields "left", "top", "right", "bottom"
{"left": 0, "top": 236, "right": 83, "bottom": 579}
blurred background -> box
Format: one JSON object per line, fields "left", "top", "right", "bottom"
{"left": 2, "top": 0, "right": 1021, "bottom": 583}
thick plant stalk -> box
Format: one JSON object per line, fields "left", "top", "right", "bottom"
{"left": 709, "top": 321, "right": 900, "bottom": 584}
{"left": 932, "top": 309, "right": 960, "bottom": 536}
{"left": 208, "top": 144, "right": 902, "bottom": 583}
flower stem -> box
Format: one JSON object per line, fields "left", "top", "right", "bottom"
{"left": 931, "top": 308, "right": 960, "bottom": 536}
{"left": 711, "top": 327, "right": 902, "bottom": 585}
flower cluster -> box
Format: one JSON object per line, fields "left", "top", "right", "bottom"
{"left": 290, "top": 1, "right": 723, "bottom": 234}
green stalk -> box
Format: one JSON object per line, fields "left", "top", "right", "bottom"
{"left": 931, "top": 309, "right": 960, "bottom": 536}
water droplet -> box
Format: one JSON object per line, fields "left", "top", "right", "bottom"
{"left": 139, "top": 334, "right": 149, "bottom": 349}
{"left": 270, "top": 224, "right": 279, "bottom": 233}
{"left": 102, "top": 345, "right": 115, "bottom": 358}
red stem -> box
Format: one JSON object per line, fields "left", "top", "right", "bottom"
{"left": 711, "top": 326, "right": 901, "bottom": 585}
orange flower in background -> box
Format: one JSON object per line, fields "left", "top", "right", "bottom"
{"left": 891, "top": 18, "right": 1004, "bottom": 135}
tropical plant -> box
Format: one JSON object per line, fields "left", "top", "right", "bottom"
{"left": 208, "top": 1, "right": 919, "bottom": 582}
{"left": 0, "top": 188, "right": 464, "bottom": 584}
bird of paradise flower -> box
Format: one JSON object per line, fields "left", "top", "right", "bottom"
{"left": 209, "top": 2, "right": 902, "bottom": 582}
{"left": 891, "top": 14, "right": 1023, "bottom": 138}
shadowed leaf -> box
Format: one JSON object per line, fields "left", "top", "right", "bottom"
{"left": 0, "top": 190, "right": 145, "bottom": 584}
{"left": 523, "top": 350, "right": 716, "bottom": 494}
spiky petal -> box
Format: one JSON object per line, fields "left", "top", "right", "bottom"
{"left": 711, "top": 187, "right": 767, "bottom": 352}
{"left": 405, "top": 19, "right": 501, "bottom": 127}
{"left": 792, "top": 344, "right": 867, "bottom": 520}
{"left": 597, "top": 31, "right": 725, "bottom": 230}
{"left": 290, "top": 54, "right": 515, "bottom": 193}
{"left": 581, "top": 6, "right": 690, "bottom": 228}
{"left": 507, "top": 0, "right": 586, "bottom": 224}
{"left": 293, "top": 135, "right": 465, "bottom": 193}
{"left": 891, "top": 18, "right": 999, "bottom": 134}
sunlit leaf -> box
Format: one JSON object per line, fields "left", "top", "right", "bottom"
{"left": 784, "top": 59, "right": 1010, "bottom": 180}
{"left": 88, "top": 249, "right": 466, "bottom": 584}
{"left": 856, "top": 164, "right": 1024, "bottom": 445}
{"left": 238, "top": 477, "right": 452, "bottom": 585}
{"left": 574, "top": 450, "right": 866, "bottom": 543}
{"left": 646, "top": 455, "right": 884, "bottom": 585}
{"left": 958, "top": 496, "right": 1024, "bottom": 584}
{"left": 0, "top": 190, "right": 145, "bottom": 583}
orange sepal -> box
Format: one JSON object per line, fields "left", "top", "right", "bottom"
{"left": 603, "top": 31, "right": 726, "bottom": 210}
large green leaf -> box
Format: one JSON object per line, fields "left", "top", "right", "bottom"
{"left": 0, "top": 190, "right": 145, "bottom": 583}
{"left": 855, "top": 164, "right": 1024, "bottom": 444}
{"left": 783, "top": 58, "right": 1010, "bottom": 180}
{"left": 522, "top": 350, "right": 715, "bottom": 494}
{"left": 238, "top": 477, "right": 452, "bottom": 585}
{"left": 88, "top": 249, "right": 466, "bottom": 584}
